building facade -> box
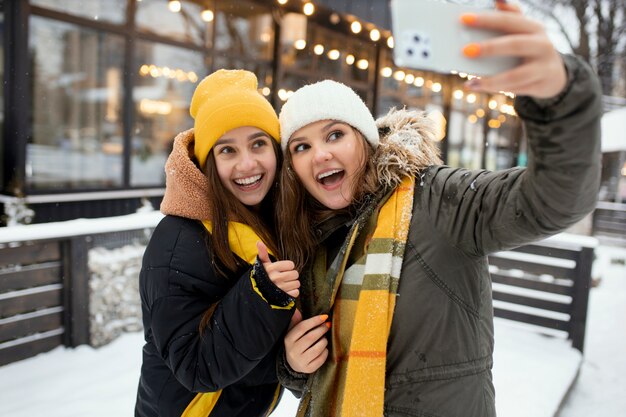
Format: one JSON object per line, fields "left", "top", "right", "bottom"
{"left": 1, "top": 0, "right": 522, "bottom": 225}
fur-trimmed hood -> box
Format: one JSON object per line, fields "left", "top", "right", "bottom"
{"left": 160, "top": 128, "right": 212, "bottom": 221}
{"left": 374, "top": 108, "right": 442, "bottom": 189}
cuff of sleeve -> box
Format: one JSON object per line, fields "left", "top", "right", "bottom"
{"left": 514, "top": 54, "right": 579, "bottom": 121}
{"left": 276, "top": 348, "right": 308, "bottom": 398}
{"left": 250, "top": 257, "right": 295, "bottom": 310}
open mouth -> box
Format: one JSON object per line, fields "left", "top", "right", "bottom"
{"left": 234, "top": 174, "right": 263, "bottom": 188}
{"left": 317, "top": 169, "right": 345, "bottom": 186}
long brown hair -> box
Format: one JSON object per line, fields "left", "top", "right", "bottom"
{"left": 277, "top": 128, "right": 379, "bottom": 271}
{"left": 204, "top": 138, "right": 282, "bottom": 277}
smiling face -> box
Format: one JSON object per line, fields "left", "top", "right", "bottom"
{"left": 212, "top": 126, "right": 277, "bottom": 209}
{"left": 288, "top": 120, "right": 366, "bottom": 210}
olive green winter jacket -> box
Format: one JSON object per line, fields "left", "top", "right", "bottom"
{"left": 278, "top": 54, "right": 602, "bottom": 417}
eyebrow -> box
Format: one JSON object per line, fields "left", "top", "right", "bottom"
{"left": 289, "top": 121, "right": 344, "bottom": 145}
{"left": 215, "top": 131, "right": 271, "bottom": 145}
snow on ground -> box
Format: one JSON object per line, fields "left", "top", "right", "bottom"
{"left": 0, "top": 242, "right": 624, "bottom": 416}
{"left": 558, "top": 245, "right": 626, "bottom": 417}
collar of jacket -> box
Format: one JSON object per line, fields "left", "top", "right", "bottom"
{"left": 373, "top": 108, "right": 443, "bottom": 190}
{"left": 160, "top": 128, "right": 212, "bottom": 221}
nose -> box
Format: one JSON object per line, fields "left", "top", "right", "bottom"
{"left": 236, "top": 151, "right": 257, "bottom": 172}
{"left": 313, "top": 145, "right": 332, "bottom": 164}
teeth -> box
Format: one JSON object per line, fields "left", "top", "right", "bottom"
{"left": 317, "top": 169, "right": 341, "bottom": 180}
{"left": 234, "top": 174, "right": 262, "bottom": 185}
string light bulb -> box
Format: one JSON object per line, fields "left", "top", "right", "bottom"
{"left": 277, "top": 0, "right": 288, "bottom": 4}
{"left": 303, "top": 2, "right": 315, "bottom": 16}
{"left": 168, "top": 1, "right": 181, "bottom": 12}
{"left": 327, "top": 49, "right": 340, "bottom": 60}
{"left": 201, "top": 9, "right": 214, "bottom": 22}
{"left": 387, "top": 36, "right": 394, "bottom": 48}
{"left": 370, "top": 29, "right": 381, "bottom": 41}
{"left": 345, "top": 54, "right": 355, "bottom": 65}
{"left": 351, "top": 21, "right": 362, "bottom": 34}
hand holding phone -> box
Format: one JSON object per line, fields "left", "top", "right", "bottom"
{"left": 391, "top": 0, "right": 567, "bottom": 99}
{"left": 391, "top": 0, "right": 519, "bottom": 76}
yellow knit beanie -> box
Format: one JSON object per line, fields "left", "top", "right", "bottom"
{"left": 190, "top": 69, "right": 280, "bottom": 169}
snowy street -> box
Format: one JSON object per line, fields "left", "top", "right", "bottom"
{"left": 0, "top": 244, "right": 624, "bottom": 417}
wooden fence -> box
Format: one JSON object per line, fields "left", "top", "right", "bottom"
{"left": 489, "top": 235, "right": 596, "bottom": 352}
{"left": 592, "top": 201, "right": 626, "bottom": 245}
{"left": 0, "top": 218, "right": 596, "bottom": 366}
{"left": 0, "top": 213, "right": 161, "bottom": 366}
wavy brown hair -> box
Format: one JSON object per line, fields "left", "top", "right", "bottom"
{"left": 277, "top": 127, "right": 380, "bottom": 271}
{"left": 203, "top": 138, "right": 282, "bottom": 277}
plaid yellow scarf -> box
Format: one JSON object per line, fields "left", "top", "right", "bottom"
{"left": 299, "top": 176, "right": 415, "bottom": 417}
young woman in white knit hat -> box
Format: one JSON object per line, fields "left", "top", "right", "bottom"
{"left": 135, "top": 69, "right": 300, "bottom": 417}
{"left": 275, "top": 3, "right": 602, "bottom": 417}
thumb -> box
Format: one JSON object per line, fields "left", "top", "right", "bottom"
{"left": 289, "top": 309, "right": 303, "bottom": 331}
{"left": 256, "top": 241, "right": 271, "bottom": 264}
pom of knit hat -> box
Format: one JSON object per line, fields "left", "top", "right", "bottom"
{"left": 190, "top": 69, "right": 280, "bottom": 169}
{"left": 278, "top": 80, "right": 379, "bottom": 152}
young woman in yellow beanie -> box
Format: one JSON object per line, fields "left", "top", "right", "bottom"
{"left": 135, "top": 69, "right": 299, "bottom": 417}
{"left": 275, "top": 4, "right": 602, "bottom": 417}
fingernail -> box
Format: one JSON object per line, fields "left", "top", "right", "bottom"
{"left": 495, "top": 0, "right": 508, "bottom": 4}
{"left": 463, "top": 43, "right": 481, "bottom": 58}
{"left": 320, "top": 314, "right": 328, "bottom": 322}
{"left": 460, "top": 13, "right": 477, "bottom": 25}
{"left": 325, "top": 322, "right": 331, "bottom": 329}
{"left": 464, "top": 79, "right": 481, "bottom": 90}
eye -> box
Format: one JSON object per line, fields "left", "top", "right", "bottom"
{"left": 217, "top": 146, "right": 234, "bottom": 155}
{"left": 327, "top": 130, "right": 345, "bottom": 142}
{"left": 291, "top": 143, "right": 310, "bottom": 154}
{"left": 252, "top": 138, "right": 269, "bottom": 149}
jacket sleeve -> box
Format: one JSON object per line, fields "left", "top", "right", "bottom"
{"left": 418, "top": 54, "right": 602, "bottom": 256}
{"left": 143, "top": 220, "right": 294, "bottom": 392}
{"left": 276, "top": 347, "right": 308, "bottom": 398}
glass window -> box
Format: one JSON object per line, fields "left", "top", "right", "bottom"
{"left": 136, "top": 0, "right": 212, "bottom": 47}
{"left": 31, "top": 0, "right": 127, "bottom": 24}
{"left": 279, "top": 20, "right": 376, "bottom": 108}
{"left": 376, "top": 49, "right": 435, "bottom": 117}
{"left": 215, "top": 1, "right": 274, "bottom": 61}
{"left": 27, "top": 17, "right": 125, "bottom": 190}
{"left": 447, "top": 92, "right": 486, "bottom": 169}
{"left": 132, "top": 41, "right": 207, "bottom": 186}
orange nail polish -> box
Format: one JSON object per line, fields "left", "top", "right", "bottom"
{"left": 325, "top": 322, "right": 331, "bottom": 329}
{"left": 460, "top": 13, "right": 477, "bottom": 25}
{"left": 320, "top": 314, "right": 328, "bottom": 322}
{"left": 463, "top": 43, "right": 481, "bottom": 58}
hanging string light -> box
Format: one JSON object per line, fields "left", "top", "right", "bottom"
{"left": 351, "top": 21, "right": 362, "bottom": 34}
{"left": 168, "top": 0, "right": 181, "bottom": 13}
{"left": 356, "top": 59, "right": 369, "bottom": 70}
{"left": 327, "top": 49, "right": 340, "bottom": 60}
{"left": 201, "top": 9, "right": 214, "bottom": 22}
{"left": 303, "top": 2, "right": 315, "bottom": 16}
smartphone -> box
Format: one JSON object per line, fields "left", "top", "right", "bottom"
{"left": 390, "top": 0, "right": 519, "bottom": 76}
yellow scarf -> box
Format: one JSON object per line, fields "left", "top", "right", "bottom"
{"left": 299, "top": 176, "right": 415, "bottom": 417}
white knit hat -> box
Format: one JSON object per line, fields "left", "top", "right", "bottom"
{"left": 279, "top": 80, "right": 379, "bottom": 152}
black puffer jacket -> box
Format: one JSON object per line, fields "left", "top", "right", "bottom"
{"left": 135, "top": 130, "right": 294, "bottom": 417}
